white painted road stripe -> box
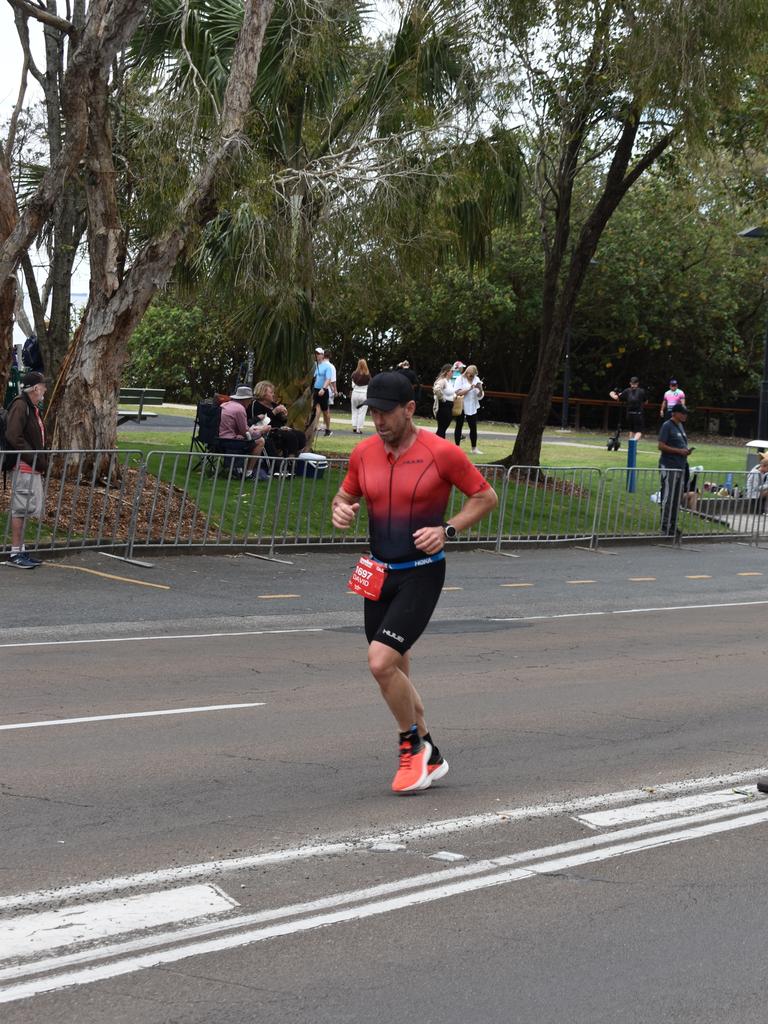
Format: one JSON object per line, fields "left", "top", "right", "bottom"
{"left": 1, "top": 767, "right": 765, "bottom": 914}
{"left": 0, "top": 627, "right": 323, "bottom": 651}
{"left": 576, "top": 789, "right": 752, "bottom": 828}
{"left": 0, "top": 703, "right": 267, "bottom": 732}
{"left": 3, "top": 808, "right": 768, "bottom": 1004}
{"left": 3, "top": 798, "right": 766, "bottom": 988}
{"left": 3, "top": 798, "right": 765, "bottom": 983}
{"left": 490, "top": 598, "right": 768, "bottom": 623}
{"left": 1, "top": 885, "right": 237, "bottom": 960}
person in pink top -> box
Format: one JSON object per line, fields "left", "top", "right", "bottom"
{"left": 218, "top": 386, "right": 270, "bottom": 479}
{"left": 660, "top": 378, "right": 686, "bottom": 421}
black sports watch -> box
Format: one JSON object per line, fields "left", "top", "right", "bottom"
{"left": 443, "top": 522, "right": 458, "bottom": 541}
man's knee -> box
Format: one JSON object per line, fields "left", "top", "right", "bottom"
{"left": 368, "top": 641, "right": 402, "bottom": 680}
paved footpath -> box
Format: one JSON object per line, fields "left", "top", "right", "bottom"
{"left": 2, "top": 543, "right": 768, "bottom": 1022}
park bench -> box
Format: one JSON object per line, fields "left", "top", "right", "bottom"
{"left": 117, "top": 387, "right": 165, "bottom": 425}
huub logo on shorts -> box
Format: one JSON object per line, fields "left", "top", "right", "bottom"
{"left": 382, "top": 628, "right": 405, "bottom": 644}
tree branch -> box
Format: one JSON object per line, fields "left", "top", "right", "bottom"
{"left": 6, "top": 0, "right": 75, "bottom": 34}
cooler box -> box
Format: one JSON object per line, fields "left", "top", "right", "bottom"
{"left": 294, "top": 452, "right": 329, "bottom": 479}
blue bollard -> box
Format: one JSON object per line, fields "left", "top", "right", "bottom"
{"left": 626, "top": 437, "right": 637, "bottom": 492}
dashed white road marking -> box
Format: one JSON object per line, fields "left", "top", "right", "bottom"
{"left": 1, "top": 885, "right": 237, "bottom": 959}
{"left": 0, "top": 703, "right": 266, "bottom": 732}
{"left": 576, "top": 789, "right": 751, "bottom": 828}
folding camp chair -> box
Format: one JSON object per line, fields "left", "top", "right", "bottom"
{"left": 191, "top": 400, "right": 225, "bottom": 473}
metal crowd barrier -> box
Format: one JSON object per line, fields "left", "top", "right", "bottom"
{"left": 0, "top": 449, "right": 144, "bottom": 556}
{"left": 1, "top": 449, "right": 766, "bottom": 560}
{"left": 495, "top": 466, "right": 604, "bottom": 547}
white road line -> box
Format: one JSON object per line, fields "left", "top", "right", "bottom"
{"left": 3, "top": 799, "right": 766, "bottom": 987}
{"left": 3, "top": 807, "right": 768, "bottom": 1004}
{"left": 1, "top": 767, "right": 765, "bottom": 914}
{"left": 490, "top": 598, "right": 768, "bottom": 623}
{"left": 0, "top": 885, "right": 237, "bottom": 960}
{"left": 0, "top": 703, "right": 267, "bottom": 732}
{"left": 0, "top": 627, "right": 323, "bottom": 651}
{"left": 576, "top": 788, "right": 752, "bottom": 828}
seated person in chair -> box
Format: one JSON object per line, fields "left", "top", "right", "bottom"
{"left": 746, "top": 454, "right": 768, "bottom": 513}
{"left": 249, "top": 380, "right": 306, "bottom": 461}
{"left": 219, "top": 386, "right": 270, "bottom": 479}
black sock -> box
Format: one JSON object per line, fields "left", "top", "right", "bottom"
{"left": 399, "top": 725, "right": 421, "bottom": 750}
{"left": 423, "top": 731, "right": 441, "bottom": 763}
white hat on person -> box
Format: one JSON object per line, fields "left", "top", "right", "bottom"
{"left": 230, "top": 385, "right": 254, "bottom": 400}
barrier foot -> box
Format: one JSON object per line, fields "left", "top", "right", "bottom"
{"left": 100, "top": 552, "right": 155, "bottom": 568}
{"left": 245, "top": 551, "right": 295, "bottom": 565}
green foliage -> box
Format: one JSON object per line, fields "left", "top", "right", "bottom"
{"left": 124, "top": 300, "right": 238, "bottom": 401}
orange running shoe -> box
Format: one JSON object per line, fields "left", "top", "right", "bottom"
{"left": 392, "top": 736, "right": 432, "bottom": 793}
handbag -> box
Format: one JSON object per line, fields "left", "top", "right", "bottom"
{"left": 451, "top": 394, "right": 464, "bottom": 417}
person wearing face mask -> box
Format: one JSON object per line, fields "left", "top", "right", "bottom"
{"left": 5, "top": 371, "right": 49, "bottom": 568}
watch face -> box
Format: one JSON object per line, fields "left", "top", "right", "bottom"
{"left": 444, "top": 525, "right": 457, "bottom": 539}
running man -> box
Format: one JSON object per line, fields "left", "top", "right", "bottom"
{"left": 331, "top": 371, "right": 498, "bottom": 793}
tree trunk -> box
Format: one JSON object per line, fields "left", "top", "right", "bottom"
{"left": 48, "top": 0, "right": 277, "bottom": 462}
{"left": 0, "top": 160, "right": 18, "bottom": 401}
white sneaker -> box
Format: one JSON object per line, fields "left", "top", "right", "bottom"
{"left": 471, "top": 448, "right": 483, "bottom": 455}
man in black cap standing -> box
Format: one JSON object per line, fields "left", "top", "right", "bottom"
{"left": 331, "top": 371, "right": 498, "bottom": 794}
{"left": 658, "top": 404, "right": 693, "bottom": 537}
{"left": 5, "top": 371, "right": 49, "bottom": 568}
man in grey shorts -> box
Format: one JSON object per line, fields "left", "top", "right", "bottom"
{"left": 5, "top": 371, "right": 49, "bottom": 569}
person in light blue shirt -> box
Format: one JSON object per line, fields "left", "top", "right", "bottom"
{"left": 310, "top": 347, "right": 334, "bottom": 437}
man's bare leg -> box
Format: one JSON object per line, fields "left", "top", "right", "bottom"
{"left": 368, "top": 641, "right": 427, "bottom": 733}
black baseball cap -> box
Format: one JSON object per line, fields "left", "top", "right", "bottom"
{"left": 365, "top": 371, "right": 415, "bottom": 411}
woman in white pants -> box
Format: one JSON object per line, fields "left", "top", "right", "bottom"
{"left": 350, "top": 358, "right": 371, "bottom": 433}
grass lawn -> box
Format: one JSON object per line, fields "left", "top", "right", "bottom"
{"left": 130, "top": 407, "right": 753, "bottom": 472}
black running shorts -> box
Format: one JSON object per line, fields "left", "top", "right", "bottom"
{"left": 626, "top": 410, "right": 645, "bottom": 432}
{"left": 312, "top": 388, "right": 330, "bottom": 412}
{"left": 363, "top": 558, "right": 446, "bottom": 655}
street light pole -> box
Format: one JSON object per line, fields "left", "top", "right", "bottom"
{"left": 738, "top": 226, "right": 768, "bottom": 439}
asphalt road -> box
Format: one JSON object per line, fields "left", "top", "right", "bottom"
{"left": 2, "top": 543, "right": 768, "bottom": 1022}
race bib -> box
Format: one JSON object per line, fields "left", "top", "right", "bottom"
{"left": 347, "top": 556, "right": 388, "bottom": 600}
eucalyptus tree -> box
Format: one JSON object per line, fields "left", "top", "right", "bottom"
{"left": 483, "top": 0, "right": 768, "bottom": 466}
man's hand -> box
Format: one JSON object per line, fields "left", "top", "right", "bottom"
{"left": 413, "top": 525, "right": 445, "bottom": 555}
{"left": 332, "top": 501, "right": 360, "bottom": 529}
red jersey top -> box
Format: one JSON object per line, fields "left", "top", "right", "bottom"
{"left": 341, "top": 429, "right": 491, "bottom": 562}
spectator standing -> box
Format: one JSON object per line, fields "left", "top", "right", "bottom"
{"left": 310, "top": 347, "right": 334, "bottom": 437}
{"left": 350, "top": 359, "right": 371, "bottom": 434}
{"left": 450, "top": 360, "right": 465, "bottom": 381}
{"left": 5, "top": 371, "right": 49, "bottom": 569}
{"left": 432, "top": 364, "right": 455, "bottom": 438}
{"left": 219, "top": 385, "right": 270, "bottom": 479}
{"left": 610, "top": 375, "right": 646, "bottom": 440}
{"left": 660, "top": 378, "right": 686, "bottom": 420}
{"left": 250, "top": 380, "right": 306, "bottom": 459}
{"left": 395, "top": 360, "right": 419, "bottom": 389}
{"left": 330, "top": 372, "right": 498, "bottom": 793}
{"left": 746, "top": 454, "right": 768, "bottom": 513}
{"left": 454, "top": 364, "right": 485, "bottom": 453}
{"left": 658, "top": 404, "right": 693, "bottom": 536}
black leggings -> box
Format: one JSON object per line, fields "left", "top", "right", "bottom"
{"left": 435, "top": 401, "right": 453, "bottom": 438}
{"left": 454, "top": 412, "right": 477, "bottom": 447}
